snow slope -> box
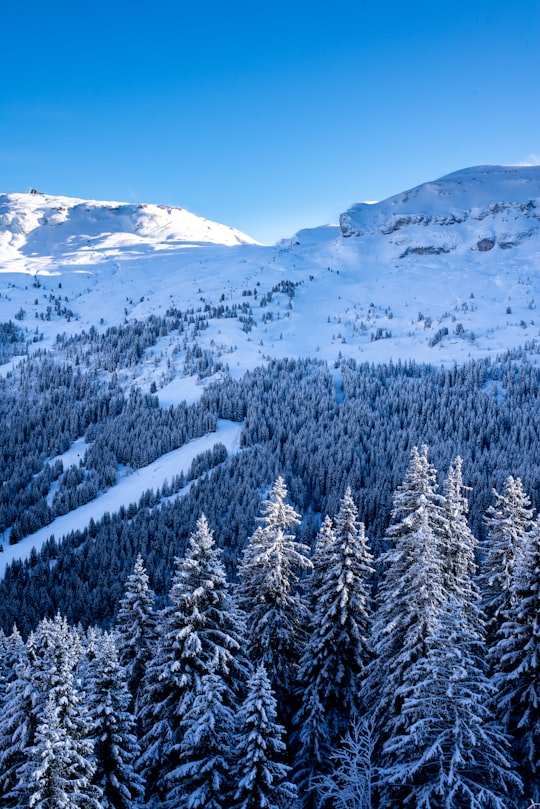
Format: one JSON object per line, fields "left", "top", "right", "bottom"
{"left": 0, "top": 166, "right": 539, "bottom": 375}
{"left": 1, "top": 166, "right": 540, "bottom": 575}
{"left": 0, "top": 420, "right": 242, "bottom": 578}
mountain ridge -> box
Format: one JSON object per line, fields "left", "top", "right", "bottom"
{"left": 0, "top": 165, "right": 539, "bottom": 374}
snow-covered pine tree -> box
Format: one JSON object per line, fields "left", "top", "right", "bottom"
{"left": 165, "top": 668, "right": 237, "bottom": 809}
{"left": 138, "top": 514, "right": 249, "bottom": 806}
{"left": 0, "top": 632, "right": 33, "bottom": 808}
{"left": 0, "top": 625, "right": 25, "bottom": 699}
{"left": 233, "top": 663, "right": 297, "bottom": 809}
{"left": 115, "top": 554, "right": 157, "bottom": 711}
{"left": 480, "top": 476, "right": 534, "bottom": 645}
{"left": 25, "top": 692, "right": 102, "bottom": 809}
{"left": 18, "top": 614, "right": 102, "bottom": 809}
{"left": 294, "top": 488, "right": 373, "bottom": 808}
{"left": 382, "top": 597, "right": 522, "bottom": 809}
{"left": 361, "top": 446, "right": 446, "bottom": 758}
{"left": 490, "top": 515, "right": 540, "bottom": 802}
{"left": 440, "top": 456, "right": 479, "bottom": 610}
{"left": 238, "top": 476, "right": 312, "bottom": 727}
{"left": 86, "top": 631, "right": 144, "bottom": 809}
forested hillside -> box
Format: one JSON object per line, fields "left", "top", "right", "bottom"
{"left": 2, "top": 170, "right": 540, "bottom": 807}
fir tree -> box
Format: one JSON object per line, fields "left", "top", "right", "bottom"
{"left": 362, "top": 446, "right": 446, "bottom": 755}
{"left": 480, "top": 476, "right": 533, "bottom": 644}
{"left": 115, "top": 554, "right": 157, "bottom": 711}
{"left": 238, "top": 477, "right": 312, "bottom": 727}
{"left": 234, "top": 664, "right": 297, "bottom": 809}
{"left": 382, "top": 597, "right": 522, "bottom": 809}
{"left": 490, "top": 516, "right": 540, "bottom": 802}
{"left": 294, "top": 489, "right": 373, "bottom": 807}
{"left": 138, "top": 514, "right": 249, "bottom": 805}
{"left": 25, "top": 693, "right": 102, "bottom": 809}
{"left": 86, "top": 632, "right": 144, "bottom": 809}
{"left": 166, "top": 669, "right": 236, "bottom": 809}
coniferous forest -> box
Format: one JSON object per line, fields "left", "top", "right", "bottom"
{"left": 1, "top": 319, "right": 540, "bottom": 808}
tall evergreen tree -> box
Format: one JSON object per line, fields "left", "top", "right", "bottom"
{"left": 138, "top": 514, "right": 249, "bottom": 806}
{"left": 480, "top": 476, "right": 533, "bottom": 644}
{"left": 86, "top": 631, "right": 144, "bottom": 809}
{"left": 166, "top": 669, "right": 236, "bottom": 809}
{"left": 25, "top": 692, "right": 102, "bottom": 809}
{"left": 0, "top": 633, "right": 34, "bottom": 807}
{"left": 233, "top": 663, "right": 297, "bottom": 809}
{"left": 362, "top": 446, "right": 446, "bottom": 755}
{"left": 115, "top": 554, "right": 157, "bottom": 711}
{"left": 294, "top": 489, "right": 373, "bottom": 807}
{"left": 238, "top": 477, "right": 312, "bottom": 727}
{"left": 490, "top": 516, "right": 540, "bottom": 802}
{"left": 17, "top": 615, "right": 102, "bottom": 809}
{"left": 382, "top": 597, "right": 522, "bottom": 809}
{"left": 440, "top": 456, "right": 479, "bottom": 612}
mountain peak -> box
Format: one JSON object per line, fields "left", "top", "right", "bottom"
{"left": 0, "top": 191, "right": 258, "bottom": 260}
{"left": 339, "top": 164, "right": 540, "bottom": 254}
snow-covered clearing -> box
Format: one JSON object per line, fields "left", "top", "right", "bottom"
{"left": 0, "top": 419, "right": 242, "bottom": 578}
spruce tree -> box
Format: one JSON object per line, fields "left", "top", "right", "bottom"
{"left": 490, "top": 516, "right": 540, "bottom": 802}
{"left": 115, "top": 554, "right": 157, "bottom": 711}
{"left": 0, "top": 633, "right": 33, "bottom": 807}
{"left": 362, "top": 446, "right": 446, "bottom": 755}
{"left": 17, "top": 615, "right": 102, "bottom": 809}
{"left": 138, "top": 514, "right": 249, "bottom": 805}
{"left": 234, "top": 664, "right": 297, "bottom": 809}
{"left": 86, "top": 631, "right": 144, "bottom": 809}
{"left": 25, "top": 693, "right": 102, "bottom": 809}
{"left": 294, "top": 489, "right": 373, "bottom": 807}
{"left": 480, "top": 476, "right": 533, "bottom": 644}
{"left": 440, "top": 456, "right": 479, "bottom": 612}
{"left": 238, "top": 477, "right": 312, "bottom": 727}
{"left": 166, "top": 669, "right": 236, "bottom": 809}
{"left": 382, "top": 597, "right": 522, "bottom": 809}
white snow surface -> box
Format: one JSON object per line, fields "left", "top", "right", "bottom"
{"left": 1, "top": 166, "right": 540, "bottom": 575}
{"left": 0, "top": 419, "right": 242, "bottom": 578}
{"left": 1, "top": 166, "right": 539, "bottom": 374}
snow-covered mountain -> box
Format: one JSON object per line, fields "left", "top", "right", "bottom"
{"left": 1, "top": 165, "right": 540, "bottom": 577}
{"left": 0, "top": 165, "right": 539, "bottom": 376}
{"left": 339, "top": 165, "right": 540, "bottom": 253}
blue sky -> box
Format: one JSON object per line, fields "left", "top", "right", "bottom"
{"left": 1, "top": 1, "right": 538, "bottom": 243}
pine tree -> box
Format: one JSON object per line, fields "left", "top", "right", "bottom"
{"left": 25, "top": 693, "right": 102, "bottom": 809}
{"left": 234, "top": 664, "right": 297, "bottom": 809}
{"left": 86, "top": 631, "right": 144, "bottom": 809}
{"left": 138, "top": 514, "right": 249, "bottom": 805}
{"left": 294, "top": 489, "right": 373, "bottom": 807}
{"left": 166, "top": 669, "right": 236, "bottom": 809}
{"left": 362, "top": 446, "right": 446, "bottom": 754}
{"left": 238, "top": 477, "right": 312, "bottom": 726}
{"left": 115, "top": 554, "right": 157, "bottom": 711}
{"left": 440, "top": 456, "right": 479, "bottom": 610}
{"left": 480, "top": 476, "right": 533, "bottom": 644}
{"left": 490, "top": 516, "right": 540, "bottom": 802}
{"left": 0, "top": 633, "right": 34, "bottom": 807}
{"left": 382, "top": 597, "right": 522, "bottom": 809}
{"left": 17, "top": 614, "right": 102, "bottom": 809}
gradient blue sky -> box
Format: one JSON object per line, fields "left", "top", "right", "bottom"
{"left": 1, "top": 1, "right": 538, "bottom": 243}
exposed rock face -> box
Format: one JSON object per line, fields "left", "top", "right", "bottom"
{"left": 338, "top": 165, "right": 540, "bottom": 260}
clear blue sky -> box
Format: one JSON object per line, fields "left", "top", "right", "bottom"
{"left": 1, "top": 1, "right": 538, "bottom": 243}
